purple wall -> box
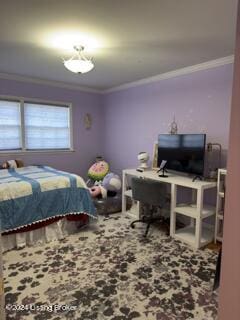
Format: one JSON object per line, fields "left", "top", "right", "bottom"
{"left": 103, "top": 64, "right": 234, "bottom": 174}
{"left": 0, "top": 63, "right": 234, "bottom": 178}
{"left": 0, "top": 79, "right": 104, "bottom": 179}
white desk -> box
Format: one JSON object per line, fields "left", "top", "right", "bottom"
{"left": 122, "top": 168, "right": 217, "bottom": 249}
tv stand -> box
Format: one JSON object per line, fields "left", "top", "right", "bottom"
{"left": 192, "top": 175, "right": 203, "bottom": 182}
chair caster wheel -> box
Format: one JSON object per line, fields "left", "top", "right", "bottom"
{"left": 131, "top": 224, "right": 135, "bottom": 229}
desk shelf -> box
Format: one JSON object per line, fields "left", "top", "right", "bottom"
{"left": 171, "top": 182, "right": 216, "bottom": 249}
{"left": 122, "top": 169, "right": 217, "bottom": 249}
{"left": 174, "top": 203, "right": 215, "bottom": 219}
{"left": 123, "top": 189, "right": 140, "bottom": 217}
{"left": 175, "top": 225, "right": 214, "bottom": 247}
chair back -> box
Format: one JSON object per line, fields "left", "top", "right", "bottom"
{"left": 131, "top": 177, "right": 168, "bottom": 207}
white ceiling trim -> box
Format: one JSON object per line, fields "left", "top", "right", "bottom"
{"left": 104, "top": 55, "right": 234, "bottom": 94}
{"left": 0, "top": 72, "right": 102, "bottom": 94}
{"left": 0, "top": 55, "right": 234, "bottom": 94}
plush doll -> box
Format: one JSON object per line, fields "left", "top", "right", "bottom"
{"left": 89, "top": 173, "right": 121, "bottom": 199}
{"left": 88, "top": 160, "right": 109, "bottom": 182}
{"left": 89, "top": 185, "right": 107, "bottom": 199}
{"left": 1, "top": 159, "right": 24, "bottom": 169}
{"left": 102, "top": 173, "right": 121, "bottom": 193}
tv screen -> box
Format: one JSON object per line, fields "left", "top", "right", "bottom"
{"left": 157, "top": 134, "right": 206, "bottom": 176}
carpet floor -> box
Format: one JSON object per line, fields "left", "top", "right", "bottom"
{"left": 3, "top": 213, "right": 218, "bottom": 320}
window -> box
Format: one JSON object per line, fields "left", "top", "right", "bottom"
{"left": 0, "top": 100, "right": 21, "bottom": 151}
{"left": 25, "top": 103, "right": 70, "bottom": 150}
{"left": 0, "top": 98, "right": 72, "bottom": 152}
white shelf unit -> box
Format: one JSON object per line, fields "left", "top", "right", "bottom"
{"left": 174, "top": 203, "right": 215, "bottom": 219}
{"left": 174, "top": 224, "right": 214, "bottom": 247}
{"left": 122, "top": 171, "right": 141, "bottom": 218}
{"left": 171, "top": 182, "right": 216, "bottom": 249}
{"left": 122, "top": 169, "right": 217, "bottom": 249}
{"left": 215, "top": 168, "right": 227, "bottom": 243}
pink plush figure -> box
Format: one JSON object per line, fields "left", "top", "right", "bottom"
{"left": 89, "top": 185, "right": 107, "bottom": 198}
{"left": 89, "top": 186, "right": 102, "bottom": 198}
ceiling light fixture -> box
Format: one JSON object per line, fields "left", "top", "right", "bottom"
{"left": 63, "top": 45, "right": 94, "bottom": 74}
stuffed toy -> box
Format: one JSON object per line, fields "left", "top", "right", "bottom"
{"left": 89, "top": 185, "right": 107, "bottom": 199}
{"left": 1, "top": 159, "right": 24, "bottom": 169}
{"left": 88, "top": 160, "right": 109, "bottom": 182}
{"left": 103, "top": 173, "right": 121, "bottom": 192}
{"left": 89, "top": 173, "right": 121, "bottom": 199}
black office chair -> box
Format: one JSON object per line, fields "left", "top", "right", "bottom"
{"left": 130, "top": 177, "right": 170, "bottom": 237}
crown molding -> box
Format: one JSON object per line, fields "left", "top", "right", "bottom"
{"left": 0, "top": 72, "right": 102, "bottom": 94}
{"left": 104, "top": 55, "right": 234, "bottom": 94}
{"left": 0, "top": 55, "right": 234, "bottom": 95}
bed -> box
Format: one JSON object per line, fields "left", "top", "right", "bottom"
{"left": 0, "top": 165, "right": 96, "bottom": 251}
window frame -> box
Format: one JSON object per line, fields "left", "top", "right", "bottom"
{"left": 0, "top": 95, "right": 74, "bottom": 154}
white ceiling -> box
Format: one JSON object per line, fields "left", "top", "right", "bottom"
{"left": 0, "top": 0, "right": 238, "bottom": 91}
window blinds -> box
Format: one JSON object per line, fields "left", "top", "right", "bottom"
{"left": 24, "top": 103, "right": 70, "bottom": 150}
{"left": 0, "top": 100, "right": 21, "bottom": 150}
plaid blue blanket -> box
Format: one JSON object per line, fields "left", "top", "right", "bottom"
{"left": 0, "top": 166, "right": 96, "bottom": 232}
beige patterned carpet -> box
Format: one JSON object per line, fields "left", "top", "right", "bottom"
{"left": 3, "top": 213, "right": 218, "bottom": 320}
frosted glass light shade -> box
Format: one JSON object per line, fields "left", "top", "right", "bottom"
{"left": 64, "top": 59, "right": 94, "bottom": 74}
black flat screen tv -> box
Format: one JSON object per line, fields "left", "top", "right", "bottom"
{"left": 157, "top": 134, "right": 206, "bottom": 176}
